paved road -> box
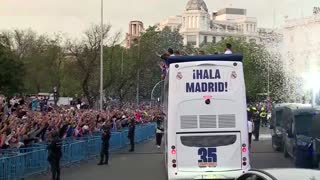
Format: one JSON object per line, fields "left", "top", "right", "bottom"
{"left": 29, "top": 128, "right": 294, "bottom": 180}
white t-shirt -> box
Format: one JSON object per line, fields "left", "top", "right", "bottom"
{"left": 224, "top": 49, "right": 232, "bottom": 54}
{"left": 248, "top": 121, "right": 254, "bottom": 133}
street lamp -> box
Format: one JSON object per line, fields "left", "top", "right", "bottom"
{"left": 132, "top": 39, "right": 141, "bottom": 105}
{"left": 53, "top": 86, "right": 59, "bottom": 106}
{"left": 150, "top": 80, "right": 164, "bottom": 107}
{"left": 99, "top": 0, "right": 104, "bottom": 111}
{"left": 121, "top": 48, "right": 126, "bottom": 76}
{"left": 136, "top": 40, "right": 140, "bottom": 105}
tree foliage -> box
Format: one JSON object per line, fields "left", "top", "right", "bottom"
{"left": 0, "top": 25, "right": 291, "bottom": 106}
{"left": 201, "top": 37, "right": 287, "bottom": 102}
{"left": 0, "top": 43, "right": 24, "bottom": 96}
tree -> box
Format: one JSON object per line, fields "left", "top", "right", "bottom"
{"left": 136, "top": 26, "right": 184, "bottom": 101}
{"left": 201, "top": 37, "right": 287, "bottom": 102}
{"left": 67, "top": 24, "right": 117, "bottom": 107}
{"left": 0, "top": 44, "right": 24, "bottom": 96}
{"left": 0, "top": 30, "right": 65, "bottom": 94}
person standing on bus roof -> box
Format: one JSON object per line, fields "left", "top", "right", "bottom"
{"left": 198, "top": 50, "right": 205, "bottom": 55}
{"left": 224, "top": 43, "right": 233, "bottom": 54}
{"left": 167, "top": 48, "right": 174, "bottom": 56}
{"left": 128, "top": 118, "right": 135, "bottom": 152}
{"left": 174, "top": 50, "right": 181, "bottom": 56}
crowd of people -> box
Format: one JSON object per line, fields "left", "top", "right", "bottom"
{"left": 0, "top": 96, "right": 163, "bottom": 150}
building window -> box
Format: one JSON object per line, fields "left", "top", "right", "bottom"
{"left": 187, "top": 35, "right": 197, "bottom": 46}
{"left": 212, "top": 36, "right": 216, "bottom": 43}
{"left": 203, "top": 36, "right": 207, "bottom": 44}
{"left": 191, "top": 16, "right": 194, "bottom": 28}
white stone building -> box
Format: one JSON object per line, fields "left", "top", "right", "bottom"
{"left": 156, "top": 16, "right": 182, "bottom": 32}
{"left": 125, "top": 21, "right": 144, "bottom": 49}
{"left": 282, "top": 14, "right": 320, "bottom": 76}
{"left": 157, "top": 0, "right": 259, "bottom": 47}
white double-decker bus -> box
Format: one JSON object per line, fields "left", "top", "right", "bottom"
{"left": 163, "top": 54, "right": 250, "bottom": 180}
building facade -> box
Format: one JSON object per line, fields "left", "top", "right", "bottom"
{"left": 157, "top": 0, "right": 259, "bottom": 47}
{"left": 156, "top": 16, "right": 182, "bottom": 32}
{"left": 282, "top": 14, "right": 320, "bottom": 76}
{"left": 125, "top": 21, "right": 144, "bottom": 49}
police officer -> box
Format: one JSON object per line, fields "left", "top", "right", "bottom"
{"left": 260, "top": 107, "right": 268, "bottom": 127}
{"left": 98, "top": 121, "right": 111, "bottom": 165}
{"left": 47, "top": 131, "right": 62, "bottom": 180}
{"left": 252, "top": 106, "right": 260, "bottom": 141}
{"left": 128, "top": 118, "right": 135, "bottom": 152}
{"left": 155, "top": 114, "right": 164, "bottom": 148}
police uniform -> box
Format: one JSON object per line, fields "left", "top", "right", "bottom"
{"left": 98, "top": 124, "right": 111, "bottom": 165}
{"left": 252, "top": 106, "right": 260, "bottom": 141}
{"left": 156, "top": 116, "right": 164, "bottom": 148}
{"left": 260, "top": 107, "right": 268, "bottom": 127}
{"left": 47, "top": 133, "right": 62, "bottom": 180}
{"left": 128, "top": 120, "right": 135, "bottom": 152}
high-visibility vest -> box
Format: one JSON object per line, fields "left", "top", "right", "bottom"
{"left": 260, "top": 112, "right": 267, "bottom": 118}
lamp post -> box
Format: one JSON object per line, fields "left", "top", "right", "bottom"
{"left": 99, "top": 0, "right": 104, "bottom": 111}
{"left": 150, "top": 80, "right": 164, "bottom": 107}
{"left": 121, "top": 48, "right": 126, "bottom": 76}
{"left": 135, "top": 39, "right": 141, "bottom": 105}
{"left": 53, "top": 86, "right": 59, "bottom": 106}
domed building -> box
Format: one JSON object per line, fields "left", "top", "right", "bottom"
{"left": 157, "top": 0, "right": 259, "bottom": 47}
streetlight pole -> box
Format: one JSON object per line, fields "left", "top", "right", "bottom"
{"left": 121, "top": 48, "right": 125, "bottom": 76}
{"left": 136, "top": 39, "right": 140, "bottom": 105}
{"left": 150, "top": 80, "right": 164, "bottom": 107}
{"left": 99, "top": 0, "right": 104, "bottom": 111}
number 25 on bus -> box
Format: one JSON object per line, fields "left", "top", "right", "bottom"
{"left": 163, "top": 54, "right": 250, "bottom": 180}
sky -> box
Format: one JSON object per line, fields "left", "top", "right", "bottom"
{"left": 0, "top": 0, "right": 319, "bottom": 40}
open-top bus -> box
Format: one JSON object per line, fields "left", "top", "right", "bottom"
{"left": 163, "top": 54, "right": 250, "bottom": 180}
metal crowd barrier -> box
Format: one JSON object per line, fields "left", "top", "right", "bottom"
{"left": 0, "top": 123, "right": 156, "bottom": 180}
